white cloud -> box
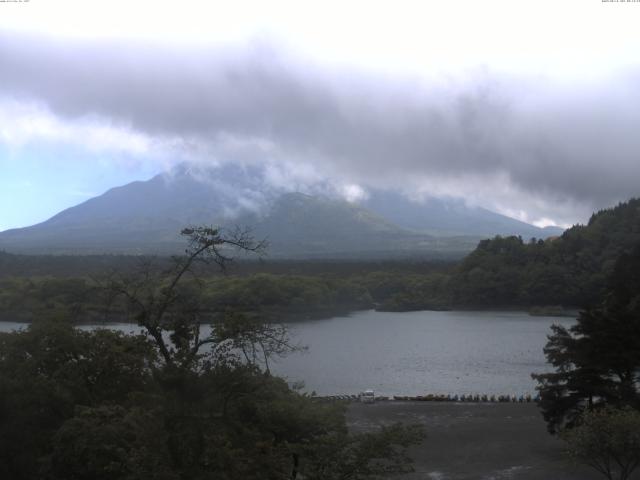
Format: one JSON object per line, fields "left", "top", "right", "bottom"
{"left": 0, "top": 100, "right": 152, "bottom": 155}
{"left": 340, "top": 184, "right": 369, "bottom": 203}
{"left": 2, "top": 0, "right": 639, "bottom": 81}
{"left": 1, "top": 11, "right": 639, "bottom": 228}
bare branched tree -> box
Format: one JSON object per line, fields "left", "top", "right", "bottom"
{"left": 101, "top": 226, "right": 299, "bottom": 375}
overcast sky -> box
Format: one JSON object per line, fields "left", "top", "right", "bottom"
{"left": 1, "top": 0, "right": 640, "bottom": 231}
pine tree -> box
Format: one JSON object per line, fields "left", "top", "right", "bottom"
{"left": 532, "top": 245, "right": 640, "bottom": 433}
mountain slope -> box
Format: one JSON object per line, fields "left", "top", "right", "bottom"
{"left": 0, "top": 172, "right": 438, "bottom": 256}
{"left": 0, "top": 164, "right": 562, "bottom": 257}
{"left": 361, "top": 191, "right": 563, "bottom": 238}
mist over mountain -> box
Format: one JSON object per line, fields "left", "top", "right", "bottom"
{"left": 0, "top": 164, "right": 562, "bottom": 257}
{"left": 361, "top": 191, "right": 562, "bottom": 238}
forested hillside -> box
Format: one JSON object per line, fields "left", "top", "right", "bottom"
{"left": 450, "top": 198, "right": 640, "bottom": 308}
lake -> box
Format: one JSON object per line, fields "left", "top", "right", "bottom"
{"left": 0, "top": 310, "right": 575, "bottom": 396}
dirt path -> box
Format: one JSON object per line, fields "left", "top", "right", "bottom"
{"left": 347, "top": 402, "right": 602, "bottom": 480}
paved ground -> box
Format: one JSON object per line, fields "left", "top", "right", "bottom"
{"left": 347, "top": 402, "right": 603, "bottom": 480}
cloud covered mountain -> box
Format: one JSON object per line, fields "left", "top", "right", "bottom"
{"left": 0, "top": 164, "right": 562, "bottom": 258}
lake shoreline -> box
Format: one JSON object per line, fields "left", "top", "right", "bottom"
{"left": 0, "top": 303, "right": 581, "bottom": 326}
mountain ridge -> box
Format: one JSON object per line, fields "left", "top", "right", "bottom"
{"left": 0, "top": 164, "right": 563, "bottom": 257}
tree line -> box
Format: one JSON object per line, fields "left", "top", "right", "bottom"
{"left": 4, "top": 199, "right": 640, "bottom": 319}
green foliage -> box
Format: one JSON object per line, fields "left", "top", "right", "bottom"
{"left": 0, "top": 227, "right": 424, "bottom": 479}
{"left": 0, "top": 321, "right": 421, "bottom": 479}
{"left": 50, "top": 405, "right": 175, "bottom": 480}
{"left": 201, "top": 273, "right": 374, "bottom": 320}
{"left": 561, "top": 407, "right": 640, "bottom": 480}
{"left": 359, "top": 271, "right": 451, "bottom": 311}
{"left": 0, "top": 272, "right": 377, "bottom": 324}
{"left": 0, "top": 321, "right": 157, "bottom": 480}
{"left": 452, "top": 198, "right": 640, "bottom": 307}
{"left": 532, "top": 245, "right": 640, "bottom": 433}
{"left": 0, "top": 277, "right": 103, "bottom": 322}
{"left": 299, "top": 423, "right": 425, "bottom": 480}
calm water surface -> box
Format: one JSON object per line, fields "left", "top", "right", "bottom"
{"left": 0, "top": 310, "right": 575, "bottom": 396}
{"left": 273, "top": 310, "right": 575, "bottom": 396}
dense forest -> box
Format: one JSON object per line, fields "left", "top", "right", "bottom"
{"left": 451, "top": 198, "right": 640, "bottom": 308}
{"left": 0, "top": 228, "right": 424, "bottom": 479}
{"left": 0, "top": 257, "right": 454, "bottom": 323}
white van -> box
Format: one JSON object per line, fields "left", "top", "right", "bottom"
{"left": 360, "top": 389, "right": 375, "bottom": 403}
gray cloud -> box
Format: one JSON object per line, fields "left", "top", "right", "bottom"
{"left": 1, "top": 31, "right": 639, "bottom": 225}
